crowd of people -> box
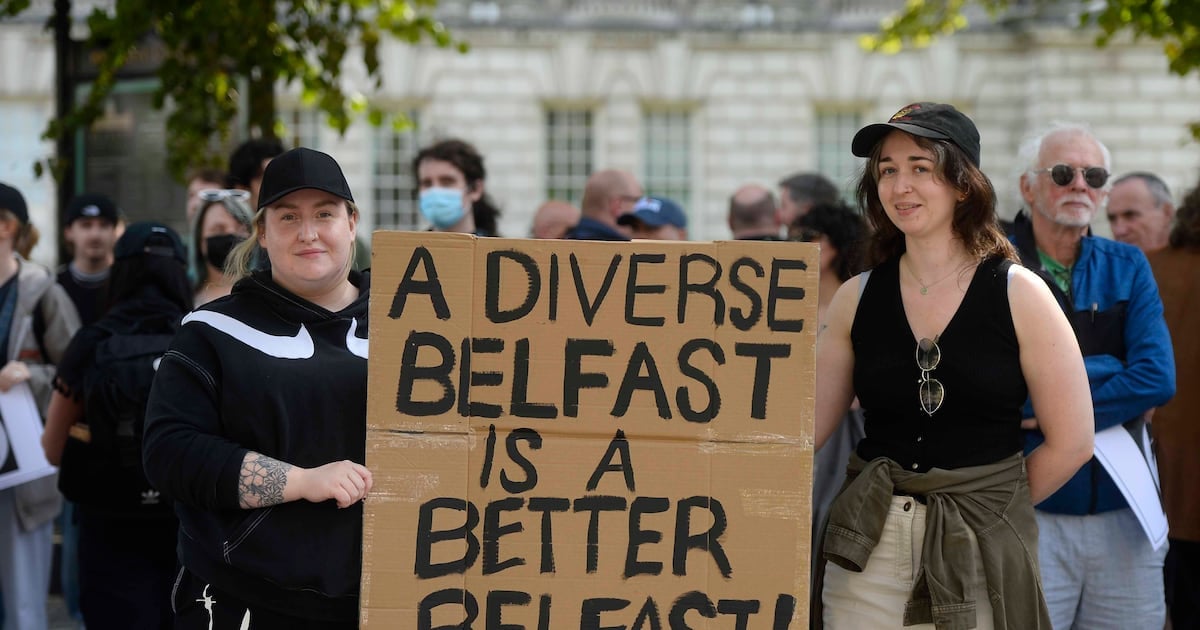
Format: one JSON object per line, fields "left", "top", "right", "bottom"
{"left": 0, "top": 107, "right": 1196, "bottom": 630}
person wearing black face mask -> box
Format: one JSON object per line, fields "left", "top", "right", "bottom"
{"left": 191, "top": 190, "right": 253, "bottom": 306}
{"left": 205, "top": 233, "right": 243, "bottom": 271}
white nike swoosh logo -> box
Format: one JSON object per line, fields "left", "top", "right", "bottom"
{"left": 183, "top": 311, "right": 315, "bottom": 359}
{"left": 347, "top": 318, "right": 368, "bottom": 359}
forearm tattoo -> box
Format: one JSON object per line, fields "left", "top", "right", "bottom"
{"left": 238, "top": 452, "right": 292, "bottom": 509}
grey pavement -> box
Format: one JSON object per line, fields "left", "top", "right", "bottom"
{"left": 47, "top": 594, "right": 82, "bottom": 630}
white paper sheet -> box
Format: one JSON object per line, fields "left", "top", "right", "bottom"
{"left": 1093, "top": 422, "right": 1168, "bottom": 550}
{"left": 0, "top": 381, "right": 56, "bottom": 491}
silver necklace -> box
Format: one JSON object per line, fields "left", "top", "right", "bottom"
{"left": 903, "top": 257, "right": 970, "bottom": 295}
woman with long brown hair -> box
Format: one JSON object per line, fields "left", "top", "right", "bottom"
{"left": 814, "top": 103, "right": 1093, "bottom": 628}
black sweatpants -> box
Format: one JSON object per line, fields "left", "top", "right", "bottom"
{"left": 77, "top": 509, "right": 176, "bottom": 630}
{"left": 172, "top": 567, "right": 358, "bottom": 630}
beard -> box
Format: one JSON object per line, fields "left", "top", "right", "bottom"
{"left": 1039, "top": 195, "right": 1095, "bottom": 228}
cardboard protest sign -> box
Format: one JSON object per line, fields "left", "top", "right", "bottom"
{"left": 363, "top": 232, "right": 816, "bottom": 629}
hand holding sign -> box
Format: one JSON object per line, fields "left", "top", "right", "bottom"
{"left": 296, "top": 460, "right": 374, "bottom": 509}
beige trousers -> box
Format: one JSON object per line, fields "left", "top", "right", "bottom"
{"left": 822, "top": 495, "right": 995, "bottom": 629}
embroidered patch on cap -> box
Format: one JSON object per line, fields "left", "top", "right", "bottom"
{"left": 890, "top": 104, "right": 921, "bottom": 121}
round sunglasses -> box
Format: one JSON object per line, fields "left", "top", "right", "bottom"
{"left": 1037, "top": 164, "right": 1109, "bottom": 189}
{"left": 916, "top": 337, "right": 944, "bottom": 417}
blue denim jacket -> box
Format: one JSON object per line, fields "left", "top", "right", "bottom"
{"left": 1009, "top": 212, "right": 1176, "bottom": 514}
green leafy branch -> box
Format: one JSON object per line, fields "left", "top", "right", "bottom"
{"left": 863, "top": 0, "right": 1200, "bottom": 138}
{"left": 2, "top": 0, "right": 465, "bottom": 181}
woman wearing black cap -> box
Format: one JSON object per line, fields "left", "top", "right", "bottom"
{"left": 143, "top": 148, "right": 371, "bottom": 630}
{"left": 42, "top": 222, "right": 191, "bottom": 630}
{"left": 813, "top": 104, "right": 1093, "bottom": 628}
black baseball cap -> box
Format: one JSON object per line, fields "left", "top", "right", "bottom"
{"left": 256, "top": 147, "right": 354, "bottom": 210}
{"left": 851, "top": 102, "right": 982, "bottom": 167}
{"left": 114, "top": 221, "right": 186, "bottom": 263}
{"left": 0, "top": 182, "right": 29, "bottom": 224}
{"left": 64, "top": 193, "right": 120, "bottom": 226}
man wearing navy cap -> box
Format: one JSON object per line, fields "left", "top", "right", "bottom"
{"left": 59, "top": 194, "right": 120, "bottom": 327}
{"left": 52, "top": 193, "right": 121, "bottom": 626}
{"left": 617, "top": 196, "right": 688, "bottom": 241}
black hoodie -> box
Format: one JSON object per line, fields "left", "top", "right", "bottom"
{"left": 143, "top": 269, "right": 369, "bottom": 622}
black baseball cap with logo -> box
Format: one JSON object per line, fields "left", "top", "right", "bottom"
{"left": 64, "top": 193, "right": 120, "bottom": 226}
{"left": 851, "top": 102, "right": 982, "bottom": 167}
{"left": 256, "top": 147, "right": 354, "bottom": 210}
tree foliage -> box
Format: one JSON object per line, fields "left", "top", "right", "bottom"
{"left": 860, "top": 0, "right": 1200, "bottom": 137}
{"left": 0, "top": 0, "right": 464, "bottom": 180}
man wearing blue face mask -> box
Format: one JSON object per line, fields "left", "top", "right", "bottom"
{"left": 414, "top": 139, "right": 503, "bottom": 236}
{"left": 566, "top": 169, "right": 643, "bottom": 241}
{"left": 419, "top": 187, "right": 469, "bottom": 230}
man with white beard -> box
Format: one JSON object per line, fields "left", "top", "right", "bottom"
{"left": 1007, "top": 123, "right": 1175, "bottom": 629}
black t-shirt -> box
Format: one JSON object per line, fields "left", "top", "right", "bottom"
{"left": 57, "top": 265, "right": 108, "bottom": 327}
{"left": 851, "top": 255, "right": 1027, "bottom": 471}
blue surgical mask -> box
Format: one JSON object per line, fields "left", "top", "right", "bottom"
{"left": 419, "top": 187, "right": 467, "bottom": 230}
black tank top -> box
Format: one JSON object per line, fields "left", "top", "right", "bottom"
{"left": 851, "top": 255, "right": 1027, "bottom": 472}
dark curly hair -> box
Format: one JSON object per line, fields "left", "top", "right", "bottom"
{"left": 790, "top": 202, "right": 868, "bottom": 282}
{"left": 1169, "top": 174, "right": 1200, "bottom": 249}
{"left": 412, "top": 138, "right": 502, "bottom": 236}
{"left": 855, "top": 133, "right": 1016, "bottom": 268}
{"left": 227, "top": 138, "right": 284, "bottom": 189}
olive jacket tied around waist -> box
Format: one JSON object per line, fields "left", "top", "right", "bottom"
{"left": 823, "top": 452, "right": 1051, "bottom": 630}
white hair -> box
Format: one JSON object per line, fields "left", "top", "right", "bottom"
{"left": 1016, "top": 121, "right": 1113, "bottom": 189}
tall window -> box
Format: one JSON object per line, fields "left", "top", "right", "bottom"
{"left": 372, "top": 113, "right": 422, "bottom": 231}
{"left": 280, "top": 107, "right": 322, "bottom": 150}
{"left": 815, "top": 109, "right": 864, "bottom": 198}
{"left": 642, "top": 109, "right": 692, "bottom": 210}
{"left": 77, "top": 83, "right": 180, "bottom": 233}
{"left": 545, "top": 108, "right": 593, "bottom": 205}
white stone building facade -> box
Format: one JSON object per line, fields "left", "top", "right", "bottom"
{"left": 2, "top": 2, "right": 1199, "bottom": 262}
